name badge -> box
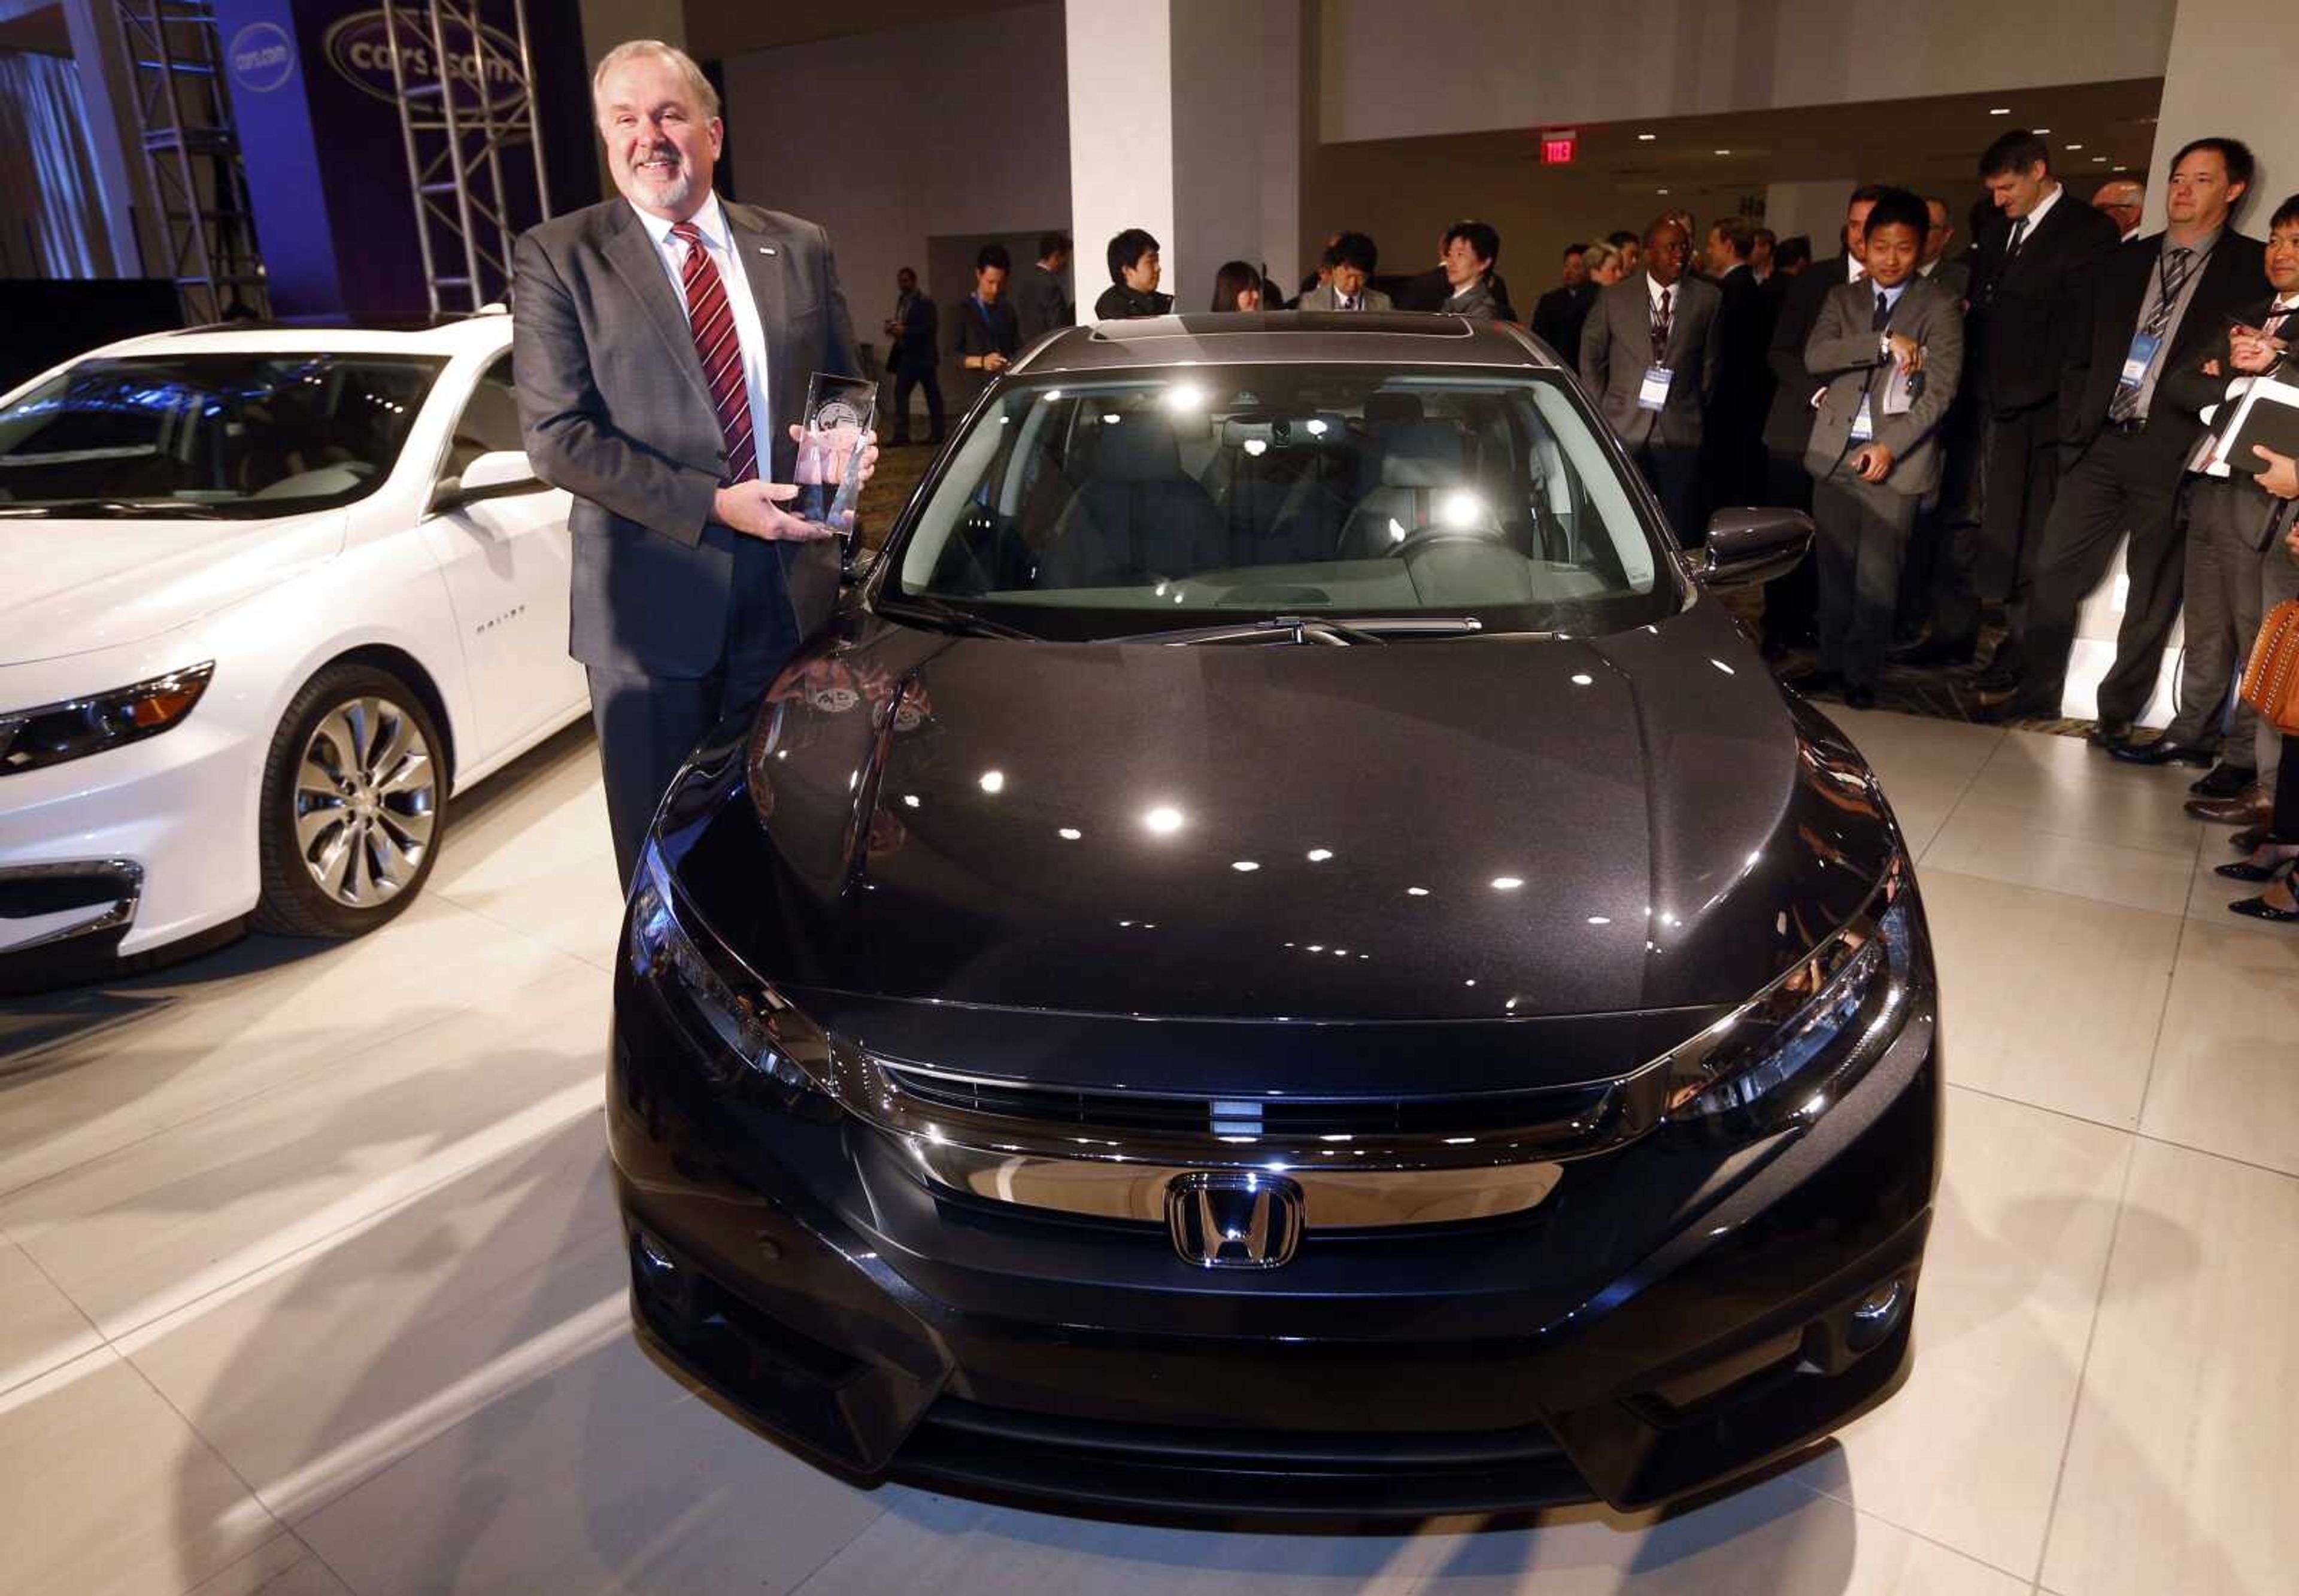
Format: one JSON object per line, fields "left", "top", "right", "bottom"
{"left": 2118, "top": 330, "right": 2164, "bottom": 391}
{"left": 1849, "top": 396, "right": 1876, "bottom": 442}
{"left": 1638, "top": 366, "right": 1675, "bottom": 411}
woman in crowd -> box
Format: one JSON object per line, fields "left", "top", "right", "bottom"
{"left": 2220, "top": 449, "right": 2299, "bottom": 923}
{"left": 1210, "top": 261, "right": 1264, "bottom": 312}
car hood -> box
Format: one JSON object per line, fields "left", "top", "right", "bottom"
{"left": 0, "top": 511, "right": 347, "bottom": 666}
{"left": 666, "top": 600, "right": 1901, "bottom": 1078}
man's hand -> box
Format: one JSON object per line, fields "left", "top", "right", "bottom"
{"left": 712, "top": 480, "right": 836, "bottom": 541}
{"left": 1886, "top": 333, "right": 1923, "bottom": 372}
{"left": 983, "top": 351, "right": 1011, "bottom": 374}
{"left": 2255, "top": 445, "right": 2299, "bottom": 500}
{"left": 1854, "top": 443, "right": 1896, "bottom": 484}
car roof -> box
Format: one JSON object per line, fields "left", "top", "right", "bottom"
{"left": 87, "top": 312, "right": 511, "bottom": 362}
{"left": 1012, "top": 312, "right": 1559, "bottom": 376}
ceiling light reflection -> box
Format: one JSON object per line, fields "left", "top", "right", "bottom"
{"left": 978, "top": 770, "right": 1005, "bottom": 793}
{"left": 1144, "top": 805, "right": 1185, "bottom": 835}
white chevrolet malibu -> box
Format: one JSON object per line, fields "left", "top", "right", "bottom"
{"left": 0, "top": 312, "right": 589, "bottom": 990}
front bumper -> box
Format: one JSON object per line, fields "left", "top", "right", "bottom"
{"left": 605, "top": 935, "right": 1941, "bottom": 1516}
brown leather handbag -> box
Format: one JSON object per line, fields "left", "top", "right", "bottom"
{"left": 2242, "top": 598, "right": 2299, "bottom": 735}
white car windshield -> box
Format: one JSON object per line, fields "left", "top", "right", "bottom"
{"left": 884, "top": 365, "right": 1674, "bottom": 641}
{"left": 0, "top": 353, "right": 445, "bottom": 520}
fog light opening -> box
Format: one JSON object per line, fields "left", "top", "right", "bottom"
{"left": 1846, "top": 1278, "right": 1906, "bottom": 1352}
{"left": 631, "top": 1230, "right": 699, "bottom": 1330}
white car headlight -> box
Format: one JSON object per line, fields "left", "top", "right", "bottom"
{"left": 1, "top": 663, "right": 214, "bottom": 777}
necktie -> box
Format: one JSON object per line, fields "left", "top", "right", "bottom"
{"left": 2109, "top": 246, "right": 2196, "bottom": 423}
{"left": 671, "top": 222, "right": 757, "bottom": 484}
{"left": 2004, "top": 217, "right": 2028, "bottom": 259}
{"left": 1873, "top": 290, "right": 1892, "bottom": 332}
{"left": 1651, "top": 287, "right": 1672, "bottom": 359}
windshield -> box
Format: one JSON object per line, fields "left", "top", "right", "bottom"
{"left": 884, "top": 364, "right": 1676, "bottom": 640}
{"left": 0, "top": 352, "right": 445, "bottom": 518}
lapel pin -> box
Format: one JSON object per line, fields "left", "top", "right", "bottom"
{"left": 760, "top": 245, "right": 777, "bottom": 256}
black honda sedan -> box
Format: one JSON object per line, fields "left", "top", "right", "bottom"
{"left": 608, "top": 313, "right": 1940, "bottom": 1518}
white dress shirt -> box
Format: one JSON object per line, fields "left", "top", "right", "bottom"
{"left": 631, "top": 192, "right": 772, "bottom": 458}
{"left": 2008, "top": 182, "right": 2063, "bottom": 251}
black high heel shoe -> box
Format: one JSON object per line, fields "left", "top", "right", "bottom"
{"left": 2228, "top": 860, "right": 2299, "bottom": 923}
{"left": 2216, "top": 843, "right": 2299, "bottom": 882}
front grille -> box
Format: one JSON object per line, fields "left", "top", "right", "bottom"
{"left": 0, "top": 863, "right": 139, "bottom": 921}
{"left": 899, "top": 1395, "right": 1594, "bottom": 1518}
{"left": 878, "top": 1058, "right": 1618, "bottom": 1141}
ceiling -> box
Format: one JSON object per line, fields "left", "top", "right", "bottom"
{"left": 0, "top": 1, "right": 70, "bottom": 56}
{"left": 684, "top": 0, "right": 1039, "bottom": 62}
{"left": 1411, "top": 78, "right": 2170, "bottom": 200}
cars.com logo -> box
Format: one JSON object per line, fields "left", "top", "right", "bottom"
{"left": 321, "top": 8, "right": 529, "bottom": 116}
{"left": 228, "top": 23, "right": 296, "bottom": 93}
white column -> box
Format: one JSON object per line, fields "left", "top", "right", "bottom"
{"left": 1762, "top": 180, "right": 1858, "bottom": 257}
{"left": 2138, "top": 0, "right": 2296, "bottom": 232}
{"left": 1066, "top": 0, "right": 1302, "bottom": 316}
{"left": 59, "top": 0, "right": 152, "bottom": 277}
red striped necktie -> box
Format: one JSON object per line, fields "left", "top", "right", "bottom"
{"left": 671, "top": 221, "right": 757, "bottom": 484}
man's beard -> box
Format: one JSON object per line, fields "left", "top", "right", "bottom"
{"left": 626, "top": 153, "right": 694, "bottom": 210}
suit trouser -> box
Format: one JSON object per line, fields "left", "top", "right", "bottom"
{"left": 1632, "top": 438, "right": 1701, "bottom": 546}
{"left": 585, "top": 528, "right": 803, "bottom": 888}
{"left": 1977, "top": 402, "right": 2063, "bottom": 605}
{"left": 1812, "top": 471, "right": 1921, "bottom": 688}
{"left": 2162, "top": 475, "right": 2290, "bottom": 766}
{"left": 2012, "top": 427, "right": 2188, "bottom": 722}
{"left": 891, "top": 365, "right": 944, "bottom": 442}
{"left": 1920, "top": 397, "right": 1986, "bottom": 651}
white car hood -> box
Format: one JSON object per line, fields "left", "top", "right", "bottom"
{"left": 0, "top": 509, "right": 347, "bottom": 667}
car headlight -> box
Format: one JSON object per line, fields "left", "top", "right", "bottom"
{"left": 0, "top": 663, "right": 214, "bottom": 777}
{"left": 1659, "top": 866, "right": 1919, "bottom": 1140}
{"left": 629, "top": 843, "right": 839, "bottom": 1118}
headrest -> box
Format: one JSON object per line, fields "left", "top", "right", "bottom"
{"left": 1377, "top": 421, "right": 1465, "bottom": 489}
{"left": 1097, "top": 413, "right": 1182, "bottom": 482}
{"left": 1363, "top": 392, "right": 1424, "bottom": 426}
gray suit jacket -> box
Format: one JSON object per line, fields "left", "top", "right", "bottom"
{"left": 1297, "top": 283, "right": 1394, "bottom": 312}
{"left": 1922, "top": 257, "right": 1970, "bottom": 303}
{"left": 1578, "top": 271, "right": 1721, "bottom": 448}
{"left": 513, "top": 196, "right": 859, "bottom": 677}
{"left": 1801, "top": 275, "right": 1964, "bottom": 497}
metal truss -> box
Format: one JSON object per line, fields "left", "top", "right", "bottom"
{"left": 381, "top": 0, "right": 551, "bottom": 318}
{"left": 114, "top": 0, "right": 269, "bottom": 322}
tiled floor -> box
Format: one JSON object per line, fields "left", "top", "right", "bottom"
{"left": 3, "top": 709, "right": 2293, "bottom": 1595}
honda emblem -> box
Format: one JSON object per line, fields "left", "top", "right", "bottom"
{"left": 1166, "top": 1171, "right": 1304, "bottom": 1269}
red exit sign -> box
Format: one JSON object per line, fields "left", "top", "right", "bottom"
{"left": 1540, "top": 130, "right": 1578, "bottom": 165}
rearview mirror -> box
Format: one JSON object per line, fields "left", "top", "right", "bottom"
{"left": 1688, "top": 508, "right": 1812, "bottom": 588}
{"left": 432, "top": 449, "right": 543, "bottom": 512}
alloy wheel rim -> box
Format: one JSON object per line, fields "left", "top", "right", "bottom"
{"left": 292, "top": 696, "right": 438, "bottom": 908}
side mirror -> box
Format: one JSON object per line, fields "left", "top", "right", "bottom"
{"left": 432, "top": 449, "right": 543, "bottom": 512}
{"left": 1689, "top": 507, "right": 1813, "bottom": 588}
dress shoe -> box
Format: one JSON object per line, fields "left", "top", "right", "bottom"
{"left": 2190, "top": 763, "right": 2258, "bottom": 798}
{"left": 2231, "top": 825, "right": 2271, "bottom": 852}
{"left": 1970, "top": 659, "right": 2023, "bottom": 693}
{"left": 2216, "top": 843, "right": 2299, "bottom": 881}
{"left": 2110, "top": 736, "right": 2218, "bottom": 767}
{"left": 1889, "top": 636, "right": 1978, "bottom": 669}
{"left": 2185, "top": 791, "right": 2269, "bottom": 824}
{"left": 1844, "top": 684, "right": 1878, "bottom": 709}
{"left": 2228, "top": 887, "right": 2299, "bottom": 923}
{"left": 2086, "top": 719, "right": 2134, "bottom": 750}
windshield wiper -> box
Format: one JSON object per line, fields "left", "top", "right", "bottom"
{"left": 874, "top": 595, "right": 1037, "bottom": 640}
{"left": 0, "top": 499, "right": 235, "bottom": 520}
{"left": 1133, "top": 614, "right": 1488, "bottom": 646}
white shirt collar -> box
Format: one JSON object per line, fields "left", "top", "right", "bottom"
{"left": 1847, "top": 256, "right": 1868, "bottom": 284}
{"left": 2021, "top": 182, "right": 2063, "bottom": 235}
{"left": 1873, "top": 278, "right": 1910, "bottom": 308}
{"left": 630, "top": 190, "right": 729, "bottom": 253}
{"left": 1918, "top": 259, "right": 1938, "bottom": 277}
{"left": 1645, "top": 271, "right": 1681, "bottom": 307}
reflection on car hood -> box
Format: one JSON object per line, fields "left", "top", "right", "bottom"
{"left": 0, "top": 510, "right": 347, "bottom": 666}
{"left": 666, "top": 600, "right": 1900, "bottom": 1070}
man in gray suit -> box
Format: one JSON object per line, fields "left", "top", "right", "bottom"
{"left": 1795, "top": 190, "right": 1964, "bottom": 707}
{"left": 514, "top": 40, "right": 872, "bottom": 884}
{"left": 1297, "top": 233, "right": 1394, "bottom": 312}
{"left": 1579, "top": 216, "right": 1721, "bottom": 542}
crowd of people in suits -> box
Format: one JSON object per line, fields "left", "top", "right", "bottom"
{"left": 872, "top": 131, "right": 2299, "bottom": 924}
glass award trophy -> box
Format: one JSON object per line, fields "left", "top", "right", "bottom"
{"left": 795, "top": 372, "right": 878, "bottom": 557}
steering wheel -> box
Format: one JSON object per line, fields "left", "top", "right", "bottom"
{"left": 1382, "top": 518, "right": 1511, "bottom": 559}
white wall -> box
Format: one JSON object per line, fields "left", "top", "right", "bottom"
{"left": 1764, "top": 178, "right": 1859, "bottom": 257}
{"left": 723, "top": 3, "right": 1070, "bottom": 356}
{"left": 1317, "top": 0, "right": 2179, "bottom": 146}
{"left": 1066, "top": 0, "right": 1174, "bottom": 310}
{"left": 2138, "top": 0, "right": 2298, "bottom": 231}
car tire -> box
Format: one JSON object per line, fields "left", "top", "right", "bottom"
{"left": 253, "top": 663, "right": 449, "bottom": 939}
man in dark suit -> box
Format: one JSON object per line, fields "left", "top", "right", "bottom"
{"left": 514, "top": 40, "right": 872, "bottom": 884}
{"left": 1532, "top": 243, "right": 1599, "bottom": 362}
{"left": 1980, "top": 136, "right": 2266, "bottom": 739}
{"left": 1942, "top": 132, "right": 2122, "bottom": 674}
{"left": 1792, "top": 190, "right": 1965, "bottom": 707}
{"left": 1016, "top": 232, "right": 1072, "bottom": 345}
{"left": 1758, "top": 186, "right": 1884, "bottom": 650}
{"left": 952, "top": 244, "right": 1021, "bottom": 403}
{"left": 1703, "top": 219, "right": 1767, "bottom": 512}
{"left": 1581, "top": 216, "right": 1722, "bottom": 542}
{"left": 2113, "top": 192, "right": 2298, "bottom": 789}
{"left": 883, "top": 266, "right": 942, "bottom": 447}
